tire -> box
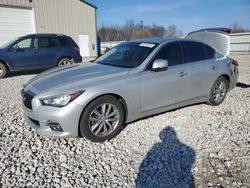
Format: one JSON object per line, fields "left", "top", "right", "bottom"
{"left": 79, "top": 95, "right": 125, "bottom": 142}
{"left": 0, "top": 62, "right": 7, "bottom": 79}
{"left": 208, "top": 76, "right": 229, "bottom": 106}
{"left": 58, "top": 58, "right": 74, "bottom": 67}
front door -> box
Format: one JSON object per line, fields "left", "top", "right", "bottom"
{"left": 7, "top": 37, "right": 37, "bottom": 70}
{"left": 140, "top": 42, "right": 189, "bottom": 112}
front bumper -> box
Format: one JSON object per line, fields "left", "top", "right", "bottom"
{"left": 22, "top": 99, "right": 83, "bottom": 138}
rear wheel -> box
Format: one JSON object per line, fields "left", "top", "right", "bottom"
{"left": 0, "top": 62, "right": 7, "bottom": 79}
{"left": 58, "top": 58, "right": 74, "bottom": 67}
{"left": 208, "top": 76, "right": 229, "bottom": 106}
{"left": 79, "top": 95, "right": 125, "bottom": 142}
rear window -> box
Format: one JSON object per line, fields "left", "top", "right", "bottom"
{"left": 58, "top": 36, "right": 71, "bottom": 46}
{"left": 183, "top": 41, "right": 207, "bottom": 63}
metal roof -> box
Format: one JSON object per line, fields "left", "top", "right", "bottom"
{"left": 80, "top": 0, "right": 97, "bottom": 9}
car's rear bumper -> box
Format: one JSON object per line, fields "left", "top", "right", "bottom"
{"left": 74, "top": 55, "right": 82, "bottom": 63}
{"left": 229, "top": 66, "right": 239, "bottom": 90}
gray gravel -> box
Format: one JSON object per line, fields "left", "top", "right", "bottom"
{"left": 0, "top": 55, "right": 249, "bottom": 188}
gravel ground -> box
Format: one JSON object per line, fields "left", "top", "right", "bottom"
{"left": 0, "top": 55, "right": 249, "bottom": 188}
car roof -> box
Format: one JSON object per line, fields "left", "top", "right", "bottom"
{"left": 130, "top": 37, "right": 177, "bottom": 44}
{"left": 23, "top": 33, "right": 67, "bottom": 38}
{"left": 128, "top": 37, "right": 214, "bottom": 46}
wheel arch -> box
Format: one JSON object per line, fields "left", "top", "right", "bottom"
{"left": 220, "top": 74, "right": 230, "bottom": 88}
{"left": 0, "top": 59, "right": 11, "bottom": 71}
{"left": 58, "top": 56, "right": 74, "bottom": 62}
{"left": 78, "top": 93, "right": 128, "bottom": 136}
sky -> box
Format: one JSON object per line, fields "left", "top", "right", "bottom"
{"left": 87, "top": 0, "right": 250, "bottom": 35}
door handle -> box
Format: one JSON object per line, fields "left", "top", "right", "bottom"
{"left": 180, "top": 72, "right": 188, "bottom": 77}
{"left": 212, "top": 65, "right": 218, "bottom": 70}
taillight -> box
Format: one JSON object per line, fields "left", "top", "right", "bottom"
{"left": 221, "top": 28, "right": 231, "bottom": 34}
{"left": 74, "top": 46, "right": 80, "bottom": 53}
{"left": 232, "top": 60, "right": 239, "bottom": 66}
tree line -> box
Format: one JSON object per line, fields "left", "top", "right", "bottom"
{"left": 98, "top": 20, "right": 249, "bottom": 42}
{"left": 98, "top": 20, "right": 181, "bottom": 42}
{"left": 231, "top": 23, "right": 249, "bottom": 33}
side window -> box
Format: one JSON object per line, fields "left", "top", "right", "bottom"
{"left": 12, "top": 38, "right": 33, "bottom": 49}
{"left": 38, "top": 37, "right": 58, "bottom": 48}
{"left": 154, "top": 42, "right": 182, "bottom": 66}
{"left": 183, "top": 41, "right": 207, "bottom": 63}
{"left": 204, "top": 45, "right": 215, "bottom": 59}
{"left": 58, "top": 37, "right": 70, "bottom": 46}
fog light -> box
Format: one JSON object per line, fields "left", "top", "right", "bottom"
{"left": 48, "top": 121, "right": 63, "bottom": 131}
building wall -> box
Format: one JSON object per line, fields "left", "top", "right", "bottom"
{"left": 0, "top": 0, "right": 97, "bottom": 57}
{"left": 0, "top": 0, "right": 32, "bottom": 8}
{"left": 230, "top": 32, "right": 250, "bottom": 54}
{"left": 33, "top": 0, "right": 97, "bottom": 56}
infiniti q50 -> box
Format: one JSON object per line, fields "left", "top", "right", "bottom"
{"left": 21, "top": 28, "right": 239, "bottom": 142}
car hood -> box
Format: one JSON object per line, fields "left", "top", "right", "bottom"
{"left": 25, "top": 62, "right": 131, "bottom": 92}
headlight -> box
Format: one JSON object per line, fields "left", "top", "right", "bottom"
{"left": 40, "top": 91, "right": 84, "bottom": 107}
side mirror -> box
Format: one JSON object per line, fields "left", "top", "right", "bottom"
{"left": 151, "top": 59, "right": 168, "bottom": 72}
{"left": 14, "top": 48, "right": 25, "bottom": 52}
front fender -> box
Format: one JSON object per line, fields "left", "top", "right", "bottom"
{"left": 73, "top": 76, "right": 141, "bottom": 123}
{"left": 0, "top": 59, "right": 13, "bottom": 71}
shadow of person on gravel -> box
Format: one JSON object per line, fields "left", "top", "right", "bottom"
{"left": 236, "top": 82, "right": 250, "bottom": 88}
{"left": 136, "top": 126, "right": 196, "bottom": 188}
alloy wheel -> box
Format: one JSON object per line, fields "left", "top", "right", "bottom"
{"left": 59, "top": 59, "right": 73, "bottom": 67}
{"left": 213, "top": 81, "right": 227, "bottom": 103}
{"left": 0, "top": 67, "right": 3, "bottom": 76}
{"left": 89, "top": 103, "right": 120, "bottom": 137}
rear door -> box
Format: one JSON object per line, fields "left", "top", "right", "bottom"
{"left": 182, "top": 41, "right": 221, "bottom": 99}
{"left": 35, "top": 36, "right": 59, "bottom": 69}
{"left": 186, "top": 28, "right": 230, "bottom": 56}
{"left": 140, "top": 42, "right": 189, "bottom": 112}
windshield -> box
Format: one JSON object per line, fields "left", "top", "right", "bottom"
{"left": 96, "top": 42, "right": 157, "bottom": 68}
{"left": 0, "top": 38, "right": 18, "bottom": 49}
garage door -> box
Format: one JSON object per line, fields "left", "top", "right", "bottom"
{"left": 0, "top": 7, "right": 35, "bottom": 47}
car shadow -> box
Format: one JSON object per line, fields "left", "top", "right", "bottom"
{"left": 236, "top": 82, "right": 250, "bottom": 88}
{"left": 5, "top": 70, "right": 45, "bottom": 78}
{"left": 135, "top": 126, "right": 196, "bottom": 188}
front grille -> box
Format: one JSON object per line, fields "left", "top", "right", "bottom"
{"left": 22, "top": 90, "right": 34, "bottom": 110}
{"left": 28, "top": 117, "right": 40, "bottom": 126}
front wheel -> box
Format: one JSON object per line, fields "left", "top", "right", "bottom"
{"left": 0, "top": 62, "right": 7, "bottom": 79}
{"left": 79, "top": 96, "right": 125, "bottom": 142}
{"left": 58, "top": 58, "right": 75, "bottom": 67}
{"left": 208, "top": 76, "right": 229, "bottom": 106}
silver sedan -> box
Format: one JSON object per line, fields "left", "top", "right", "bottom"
{"left": 22, "top": 29, "right": 239, "bottom": 142}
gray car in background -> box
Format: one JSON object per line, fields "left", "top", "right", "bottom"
{"left": 21, "top": 28, "right": 239, "bottom": 142}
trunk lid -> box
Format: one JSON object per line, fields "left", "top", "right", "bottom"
{"left": 186, "top": 28, "right": 231, "bottom": 56}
